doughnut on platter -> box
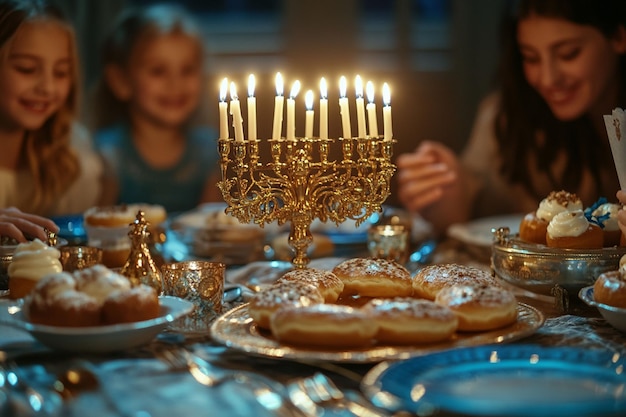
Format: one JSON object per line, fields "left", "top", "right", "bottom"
{"left": 211, "top": 302, "right": 542, "bottom": 363}
{"left": 212, "top": 260, "right": 544, "bottom": 363}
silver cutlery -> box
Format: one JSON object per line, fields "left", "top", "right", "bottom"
{"left": 288, "top": 372, "right": 391, "bottom": 417}
{"left": 0, "top": 360, "right": 62, "bottom": 416}
{"left": 51, "top": 360, "right": 150, "bottom": 417}
{"left": 155, "top": 347, "right": 305, "bottom": 417}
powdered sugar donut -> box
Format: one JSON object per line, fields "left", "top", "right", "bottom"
{"left": 332, "top": 258, "right": 412, "bottom": 297}
{"left": 412, "top": 263, "right": 500, "bottom": 300}
{"left": 362, "top": 297, "right": 458, "bottom": 344}
{"left": 435, "top": 284, "right": 517, "bottom": 331}
{"left": 274, "top": 268, "right": 344, "bottom": 303}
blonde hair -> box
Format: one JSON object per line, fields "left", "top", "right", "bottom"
{"left": 0, "top": 0, "right": 81, "bottom": 215}
{"left": 91, "top": 3, "right": 205, "bottom": 130}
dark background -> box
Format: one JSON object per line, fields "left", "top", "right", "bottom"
{"left": 54, "top": 0, "right": 508, "bottom": 206}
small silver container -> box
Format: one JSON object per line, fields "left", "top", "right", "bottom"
{"left": 491, "top": 227, "right": 626, "bottom": 310}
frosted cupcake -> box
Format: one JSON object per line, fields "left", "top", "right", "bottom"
{"left": 590, "top": 201, "right": 622, "bottom": 247}
{"left": 8, "top": 239, "right": 63, "bottom": 299}
{"left": 546, "top": 210, "right": 603, "bottom": 249}
{"left": 519, "top": 190, "right": 583, "bottom": 245}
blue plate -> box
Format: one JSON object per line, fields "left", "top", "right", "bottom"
{"left": 362, "top": 345, "right": 626, "bottom": 417}
{"left": 49, "top": 214, "right": 86, "bottom": 244}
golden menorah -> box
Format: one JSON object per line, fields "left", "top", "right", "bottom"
{"left": 217, "top": 136, "right": 396, "bottom": 268}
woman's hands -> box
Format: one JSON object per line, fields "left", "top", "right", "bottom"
{"left": 0, "top": 207, "right": 58, "bottom": 243}
{"left": 396, "top": 140, "right": 474, "bottom": 235}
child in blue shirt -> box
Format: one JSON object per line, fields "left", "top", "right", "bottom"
{"left": 92, "top": 3, "right": 220, "bottom": 214}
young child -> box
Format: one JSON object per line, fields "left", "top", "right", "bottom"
{"left": 0, "top": 0, "right": 103, "bottom": 216}
{"left": 92, "top": 3, "right": 220, "bottom": 214}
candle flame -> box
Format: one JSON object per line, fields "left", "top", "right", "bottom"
{"left": 220, "top": 78, "right": 228, "bottom": 101}
{"left": 275, "top": 72, "right": 284, "bottom": 96}
{"left": 320, "top": 77, "right": 327, "bottom": 99}
{"left": 248, "top": 74, "right": 255, "bottom": 97}
{"left": 355, "top": 75, "right": 363, "bottom": 98}
{"left": 229, "top": 81, "right": 238, "bottom": 101}
{"left": 383, "top": 82, "right": 391, "bottom": 106}
{"left": 290, "top": 80, "right": 301, "bottom": 99}
{"left": 339, "top": 76, "right": 347, "bottom": 98}
{"left": 305, "top": 90, "right": 314, "bottom": 110}
{"left": 366, "top": 81, "right": 375, "bottom": 103}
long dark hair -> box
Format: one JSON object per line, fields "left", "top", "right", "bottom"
{"left": 495, "top": 0, "right": 626, "bottom": 201}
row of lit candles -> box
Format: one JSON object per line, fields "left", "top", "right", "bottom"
{"left": 218, "top": 73, "right": 393, "bottom": 142}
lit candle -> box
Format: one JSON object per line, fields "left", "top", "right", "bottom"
{"left": 382, "top": 82, "right": 393, "bottom": 141}
{"left": 229, "top": 82, "right": 244, "bottom": 142}
{"left": 305, "top": 90, "right": 314, "bottom": 138}
{"left": 286, "top": 80, "right": 301, "bottom": 140}
{"left": 272, "top": 72, "right": 284, "bottom": 140}
{"left": 247, "top": 74, "right": 257, "bottom": 141}
{"left": 355, "top": 75, "right": 366, "bottom": 138}
{"left": 319, "top": 77, "right": 328, "bottom": 139}
{"left": 366, "top": 81, "right": 379, "bottom": 137}
{"left": 339, "top": 76, "right": 351, "bottom": 139}
{"left": 219, "top": 78, "right": 228, "bottom": 139}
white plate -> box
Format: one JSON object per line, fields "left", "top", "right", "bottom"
{"left": 210, "top": 302, "right": 544, "bottom": 363}
{"left": 0, "top": 296, "right": 193, "bottom": 352}
{"left": 579, "top": 286, "right": 626, "bottom": 332}
{"left": 447, "top": 214, "right": 523, "bottom": 247}
{"left": 362, "top": 345, "right": 626, "bottom": 417}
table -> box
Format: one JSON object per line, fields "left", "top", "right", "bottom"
{"left": 1, "top": 239, "right": 625, "bottom": 417}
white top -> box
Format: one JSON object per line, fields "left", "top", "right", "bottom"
{"left": 0, "top": 123, "right": 102, "bottom": 216}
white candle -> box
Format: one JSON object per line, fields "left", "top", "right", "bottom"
{"left": 272, "top": 72, "right": 284, "bottom": 140}
{"left": 319, "top": 77, "right": 328, "bottom": 139}
{"left": 339, "top": 76, "right": 351, "bottom": 139}
{"left": 247, "top": 74, "right": 257, "bottom": 141}
{"left": 219, "top": 78, "right": 228, "bottom": 139}
{"left": 305, "top": 90, "right": 314, "bottom": 138}
{"left": 355, "top": 75, "right": 366, "bottom": 138}
{"left": 229, "top": 82, "right": 244, "bottom": 142}
{"left": 382, "top": 82, "right": 393, "bottom": 141}
{"left": 366, "top": 81, "right": 378, "bottom": 137}
{"left": 286, "top": 80, "right": 301, "bottom": 140}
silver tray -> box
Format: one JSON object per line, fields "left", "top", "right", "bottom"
{"left": 210, "top": 302, "right": 544, "bottom": 363}
{"left": 492, "top": 227, "right": 626, "bottom": 300}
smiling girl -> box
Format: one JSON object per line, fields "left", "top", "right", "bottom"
{"left": 397, "top": 0, "right": 626, "bottom": 236}
{"left": 0, "top": 0, "right": 102, "bottom": 217}
{"left": 92, "top": 3, "right": 220, "bottom": 214}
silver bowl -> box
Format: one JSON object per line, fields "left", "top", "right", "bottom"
{"left": 491, "top": 227, "right": 626, "bottom": 309}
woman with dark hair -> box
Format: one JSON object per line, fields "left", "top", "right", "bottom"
{"left": 397, "top": 0, "right": 626, "bottom": 236}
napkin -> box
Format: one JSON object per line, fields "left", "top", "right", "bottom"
{"left": 603, "top": 107, "right": 626, "bottom": 190}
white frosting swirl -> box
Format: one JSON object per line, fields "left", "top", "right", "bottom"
{"left": 8, "top": 239, "right": 62, "bottom": 281}
{"left": 536, "top": 192, "right": 582, "bottom": 222}
{"left": 546, "top": 210, "right": 589, "bottom": 238}
{"left": 592, "top": 203, "right": 620, "bottom": 232}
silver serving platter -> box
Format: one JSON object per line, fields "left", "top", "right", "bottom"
{"left": 491, "top": 227, "right": 626, "bottom": 301}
